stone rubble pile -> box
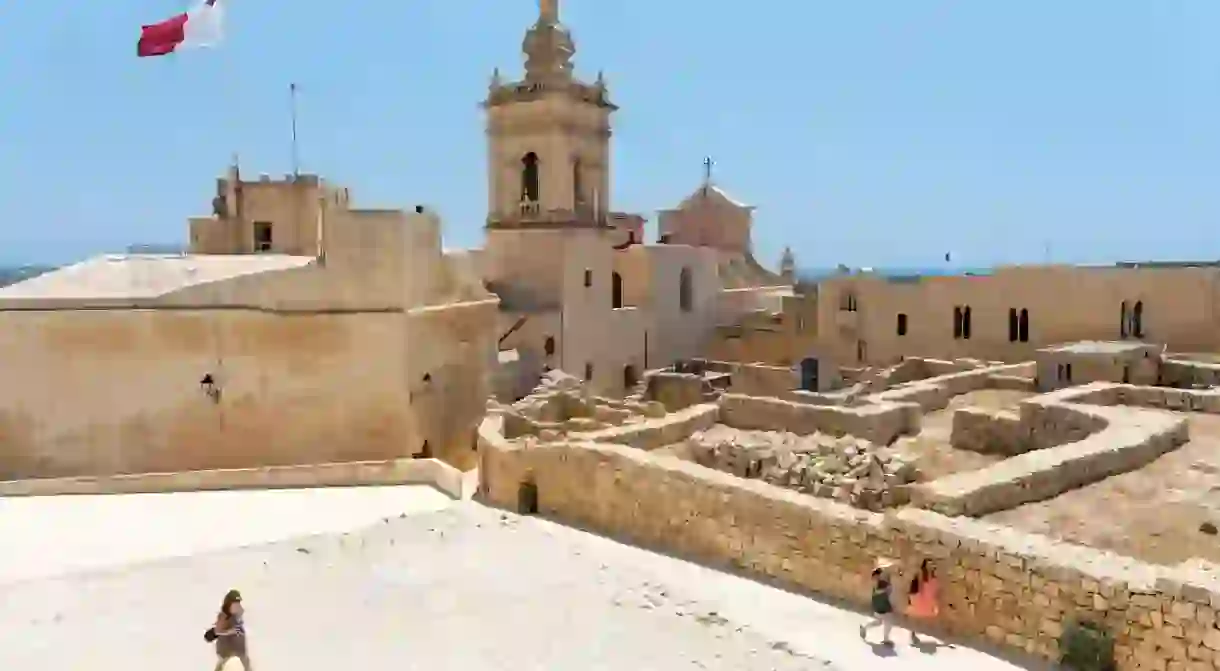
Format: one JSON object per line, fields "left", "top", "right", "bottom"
{"left": 686, "top": 425, "right": 919, "bottom": 510}
{"left": 501, "top": 369, "right": 667, "bottom": 440}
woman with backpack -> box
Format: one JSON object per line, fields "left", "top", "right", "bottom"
{"left": 859, "top": 557, "right": 896, "bottom": 646}
{"left": 205, "top": 589, "right": 252, "bottom": 671}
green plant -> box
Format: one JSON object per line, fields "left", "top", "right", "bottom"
{"left": 1059, "top": 618, "right": 1115, "bottom": 671}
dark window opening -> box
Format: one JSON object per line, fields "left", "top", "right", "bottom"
{"left": 419, "top": 440, "right": 432, "bottom": 458}
{"left": 253, "top": 221, "right": 273, "bottom": 252}
{"left": 584, "top": 362, "right": 594, "bottom": 381}
{"left": 856, "top": 340, "right": 866, "bottom": 363}
{"left": 953, "top": 307, "right": 963, "bottom": 339}
{"left": 572, "top": 157, "right": 583, "bottom": 207}
{"left": 623, "top": 365, "right": 638, "bottom": 390}
{"left": 544, "top": 337, "right": 555, "bottom": 357}
{"left": 679, "top": 267, "right": 693, "bottom": 312}
{"left": 840, "top": 293, "right": 858, "bottom": 312}
{"left": 521, "top": 152, "right": 540, "bottom": 202}
{"left": 1008, "top": 308, "right": 1019, "bottom": 343}
{"left": 896, "top": 313, "right": 908, "bottom": 336}
{"left": 584, "top": 269, "right": 593, "bottom": 288}
{"left": 517, "top": 481, "right": 539, "bottom": 515}
{"left": 612, "top": 272, "right": 623, "bottom": 308}
{"left": 1133, "top": 301, "right": 1144, "bottom": 339}
{"left": 1120, "top": 300, "right": 1129, "bottom": 339}
{"left": 1018, "top": 308, "right": 1030, "bottom": 343}
{"left": 422, "top": 373, "right": 431, "bottom": 383}
{"left": 962, "top": 306, "right": 972, "bottom": 339}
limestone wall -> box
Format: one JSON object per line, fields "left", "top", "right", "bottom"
{"left": 870, "top": 362, "right": 1033, "bottom": 412}
{"left": 718, "top": 393, "right": 919, "bottom": 445}
{"left": 1161, "top": 359, "right": 1220, "bottom": 388}
{"left": 648, "top": 372, "right": 708, "bottom": 411}
{"left": 480, "top": 435, "right": 1220, "bottom": 670}
{"left": 573, "top": 403, "right": 719, "bottom": 450}
{"left": 950, "top": 408, "right": 1026, "bottom": 455}
{"left": 725, "top": 362, "right": 798, "bottom": 397}
{"left": 0, "top": 309, "right": 422, "bottom": 479}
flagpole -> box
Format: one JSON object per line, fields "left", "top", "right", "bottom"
{"left": 290, "top": 82, "right": 300, "bottom": 177}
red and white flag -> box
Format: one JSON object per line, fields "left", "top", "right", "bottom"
{"left": 137, "top": 0, "right": 224, "bottom": 58}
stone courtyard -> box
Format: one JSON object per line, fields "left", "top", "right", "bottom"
{"left": 0, "top": 491, "right": 1039, "bottom": 671}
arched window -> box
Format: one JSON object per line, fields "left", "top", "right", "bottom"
{"left": 612, "top": 272, "right": 623, "bottom": 309}
{"left": 521, "top": 152, "right": 540, "bottom": 202}
{"left": 962, "top": 306, "right": 972, "bottom": 339}
{"left": 1008, "top": 308, "right": 1019, "bottom": 342}
{"left": 1018, "top": 308, "right": 1030, "bottom": 343}
{"left": 1133, "top": 301, "right": 1144, "bottom": 339}
{"left": 679, "top": 267, "right": 693, "bottom": 312}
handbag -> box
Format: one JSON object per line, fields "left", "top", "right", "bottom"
{"left": 203, "top": 627, "right": 218, "bottom": 643}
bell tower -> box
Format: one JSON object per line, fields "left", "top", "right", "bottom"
{"left": 483, "top": 0, "right": 617, "bottom": 229}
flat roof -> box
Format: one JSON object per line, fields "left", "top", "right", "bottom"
{"left": 1040, "top": 340, "right": 1158, "bottom": 355}
{"left": 0, "top": 253, "right": 314, "bottom": 302}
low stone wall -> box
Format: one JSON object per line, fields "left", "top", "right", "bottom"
{"left": 726, "top": 363, "right": 798, "bottom": 397}
{"left": 950, "top": 407, "right": 1026, "bottom": 455}
{"left": 870, "top": 362, "right": 1034, "bottom": 412}
{"left": 478, "top": 438, "right": 1220, "bottom": 670}
{"left": 573, "top": 403, "right": 719, "bottom": 450}
{"left": 987, "top": 374, "right": 1037, "bottom": 391}
{"left": 647, "top": 372, "right": 708, "bottom": 411}
{"left": 917, "top": 402, "right": 1187, "bottom": 516}
{"left": 1114, "top": 384, "right": 1220, "bottom": 413}
{"left": 1161, "top": 359, "right": 1220, "bottom": 388}
{"left": 0, "top": 457, "right": 477, "bottom": 500}
{"left": 718, "top": 393, "right": 919, "bottom": 445}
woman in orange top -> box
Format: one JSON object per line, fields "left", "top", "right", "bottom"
{"left": 906, "top": 559, "right": 940, "bottom": 645}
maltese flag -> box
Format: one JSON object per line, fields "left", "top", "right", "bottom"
{"left": 137, "top": 0, "right": 225, "bottom": 57}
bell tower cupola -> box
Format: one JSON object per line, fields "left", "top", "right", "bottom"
{"left": 484, "top": 0, "right": 618, "bottom": 230}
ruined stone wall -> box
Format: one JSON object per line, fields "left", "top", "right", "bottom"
{"left": 648, "top": 372, "right": 708, "bottom": 411}
{"left": 950, "top": 408, "right": 1026, "bottom": 455}
{"left": 725, "top": 362, "right": 798, "bottom": 397}
{"left": 1157, "top": 359, "right": 1220, "bottom": 390}
{"left": 718, "top": 393, "right": 920, "bottom": 445}
{"left": 478, "top": 437, "right": 1220, "bottom": 671}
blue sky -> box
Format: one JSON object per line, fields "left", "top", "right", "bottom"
{"left": 1, "top": 1, "right": 1218, "bottom": 268}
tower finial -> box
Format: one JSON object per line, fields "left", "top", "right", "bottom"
{"left": 540, "top": 0, "right": 558, "bottom": 23}
{"left": 702, "top": 156, "right": 714, "bottom": 186}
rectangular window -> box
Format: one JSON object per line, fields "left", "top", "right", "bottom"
{"left": 896, "top": 313, "right": 908, "bottom": 336}
{"left": 584, "top": 269, "right": 592, "bottom": 288}
{"left": 253, "top": 221, "right": 273, "bottom": 252}
{"left": 584, "top": 362, "right": 593, "bottom": 381}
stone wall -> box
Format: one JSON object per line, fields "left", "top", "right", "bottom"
{"left": 718, "top": 393, "right": 920, "bottom": 445}
{"left": 573, "top": 403, "right": 719, "bottom": 450}
{"left": 950, "top": 407, "right": 1026, "bottom": 455}
{"left": 725, "top": 362, "right": 798, "bottom": 397}
{"left": 648, "top": 372, "right": 709, "bottom": 411}
{"left": 478, "top": 437, "right": 1220, "bottom": 670}
{"left": 921, "top": 384, "right": 1190, "bottom": 516}
{"left": 1161, "top": 359, "right": 1220, "bottom": 389}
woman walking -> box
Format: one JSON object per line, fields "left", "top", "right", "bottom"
{"left": 210, "top": 589, "right": 252, "bottom": 671}
{"left": 906, "top": 559, "right": 941, "bottom": 645}
{"left": 859, "top": 558, "right": 896, "bottom": 646}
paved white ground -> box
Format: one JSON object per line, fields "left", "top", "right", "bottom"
{"left": 0, "top": 489, "right": 1047, "bottom": 670}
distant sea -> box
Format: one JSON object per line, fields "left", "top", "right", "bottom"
{"left": 797, "top": 266, "right": 995, "bottom": 282}
{"left": 0, "top": 265, "right": 54, "bottom": 288}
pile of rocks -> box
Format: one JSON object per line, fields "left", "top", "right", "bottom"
{"left": 501, "top": 370, "right": 667, "bottom": 441}
{"left": 686, "top": 425, "right": 919, "bottom": 510}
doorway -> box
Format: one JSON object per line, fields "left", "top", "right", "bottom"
{"left": 800, "top": 357, "right": 820, "bottom": 391}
